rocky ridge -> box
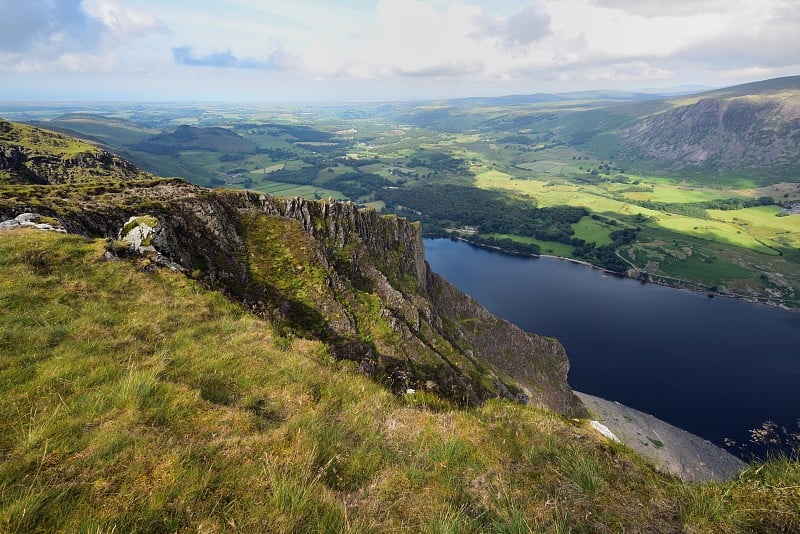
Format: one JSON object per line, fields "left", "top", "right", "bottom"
{"left": 0, "top": 124, "right": 584, "bottom": 416}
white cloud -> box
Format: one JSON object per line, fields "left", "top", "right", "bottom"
{"left": 0, "top": 0, "right": 166, "bottom": 75}
{"left": 0, "top": 0, "right": 103, "bottom": 55}
{"left": 590, "top": 0, "right": 733, "bottom": 18}
{"left": 474, "top": 5, "right": 552, "bottom": 47}
{"left": 1, "top": 0, "right": 797, "bottom": 100}
{"left": 84, "top": 0, "right": 168, "bottom": 39}
{"left": 300, "top": 0, "right": 490, "bottom": 79}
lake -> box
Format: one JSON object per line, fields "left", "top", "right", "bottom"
{"left": 425, "top": 238, "right": 800, "bottom": 458}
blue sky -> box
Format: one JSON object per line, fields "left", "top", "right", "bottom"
{"left": 0, "top": 0, "right": 798, "bottom": 101}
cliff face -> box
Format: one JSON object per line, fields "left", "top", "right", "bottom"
{"left": 1, "top": 120, "right": 584, "bottom": 417}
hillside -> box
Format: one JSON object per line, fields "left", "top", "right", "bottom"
{"left": 579, "top": 77, "right": 800, "bottom": 178}
{"left": 0, "top": 119, "right": 153, "bottom": 185}
{"left": 2, "top": 119, "right": 799, "bottom": 531}
{"left": 620, "top": 89, "right": 800, "bottom": 174}
{"left": 0, "top": 120, "right": 583, "bottom": 415}
{"left": 0, "top": 227, "right": 794, "bottom": 532}
{"left": 133, "top": 125, "right": 257, "bottom": 156}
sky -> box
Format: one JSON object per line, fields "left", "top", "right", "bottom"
{"left": 0, "top": 0, "right": 798, "bottom": 101}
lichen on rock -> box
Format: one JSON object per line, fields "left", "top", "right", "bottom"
{"left": 119, "top": 215, "right": 159, "bottom": 253}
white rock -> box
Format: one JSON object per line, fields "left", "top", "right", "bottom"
{"left": 590, "top": 420, "right": 621, "bottom": 443}
{"left": 16, "top": 213, "right": 40, "bottom": 223}
{"left": 0, "top": 213, "right": 66, "bottom": 233}
{"left": 120, "top": 215, "right": 158, "bottom": 253}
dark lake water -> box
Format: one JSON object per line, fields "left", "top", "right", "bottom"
{"left": 425, "top": 238, "right": 800, "bottom": 458}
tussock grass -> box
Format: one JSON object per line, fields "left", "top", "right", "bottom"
{"left": 0, "top": 228, "right": 798, "bottom": 532}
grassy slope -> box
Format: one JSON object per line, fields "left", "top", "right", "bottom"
{"left": 1, "top": 229, "right": 799, "bottom": 533}
{"left": 0, "top": 120, "right": 96, "bottom": 158}
{"left": 1, "top": 120, "right": 155, "bottom": 185}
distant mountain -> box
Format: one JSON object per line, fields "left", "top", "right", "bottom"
{"left": 616, "top": 76, "right": 800, "bottom": 175}
{"left": 133, "top": 124, "right": 257, "bottom": 155}
{"left": 556, "top": 90, "right": 661, "bottom": 102}
{"left": 633, "top": 84, "right": 715, "bottom": 96}
{"left": 680, "top": 76, "right": 800, "bottom": 100}
{"left": 450, "top": 93, "right": 564, "bottom": 106}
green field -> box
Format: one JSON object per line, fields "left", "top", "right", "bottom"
{"left": 572, "top": 217, "right": 614, "bottom": 246}
{"left": 249, "top": 180, "right": 346, "bottom": 200}
{"left": 621, "top": 185, "right": 741, "bottom": 203}
{"left": 486, "top": 233, "right": 575, "bottom": 256}
{"left": 12, "top": 97, "right": 799, "bottom": 307}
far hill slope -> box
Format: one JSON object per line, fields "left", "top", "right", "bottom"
{"left": 620, "top": 86, "right": 800, "bottom": 175}
{"left": 577, "top": 76, "right": 800, "bottom": 179}
{"left": 0, "top": 119, "right": 152, "bottom": 185}
{"left": 133, "top": 124, "right": 257, "bottom": 155}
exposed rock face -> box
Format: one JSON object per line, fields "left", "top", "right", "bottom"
{"left": 0, "top": 118, "right": 585, "bottom": 416}
{"left": 577, "top": 392, "right": 746, "bottom": 483}
{"left": 0, "top": 212, "right": 66, "bottom": 233}
{"left": 119, "top": 215, "right": 158, "bottom": 253}
{"left": 620, "top": 93, "right": 800, "bottom": 172}
{"left": 0, "top": 180, "right": 585, "bottom": 416}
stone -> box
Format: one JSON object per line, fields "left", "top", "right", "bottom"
{"left": 119, "top": 215, "right": 158, "bottom": 254}
{"left": 0, "top": 213, "right": 66, "bottom": 233}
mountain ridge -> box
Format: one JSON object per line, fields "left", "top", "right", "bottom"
{"left": 0, "top": 118, "right": 584, "bottom": 416}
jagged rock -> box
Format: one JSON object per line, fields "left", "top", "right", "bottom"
{"left": 114, "top": 215, "right": 185, "bottom": 272}
{"left": 0, "top": 212, "right": 66, "bottom": 233}
{"left": 1, "top": 176, "right": 585, "bottom": 416}
{"left": 119, "top": 215, "right": 158, "bottom": 254}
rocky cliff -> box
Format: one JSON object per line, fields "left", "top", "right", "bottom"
{"left": 0, "top": 120, "right": 585, "bottom": 416}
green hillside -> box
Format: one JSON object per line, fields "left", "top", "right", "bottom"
{"left": 0, "top": 119, "right": 153, "bottom": 185}
{"left": 1, "top": 228, "right": 799, "bottom": 532}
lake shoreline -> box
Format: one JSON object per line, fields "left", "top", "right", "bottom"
{"left": 424, "top": 237, "right": 800, "bottom": 459}
{"left": 576, "top": 391, "right": 747, "bottom": 482}
{"left": 437, "top": 235, "right": 796, "bottom": 312}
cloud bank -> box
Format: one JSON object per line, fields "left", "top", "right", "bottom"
{"left": 0, "top": 0, "right": 797, "bottom": 100}
{"left": 172, "top": 46, "right": 294, "bottom": 70}
{"left": 0, "top": 0, "right": 104, "bottom": 54}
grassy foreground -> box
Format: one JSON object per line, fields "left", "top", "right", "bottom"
{"left": 1, "top": 229, "right": 798, "bottom": 532}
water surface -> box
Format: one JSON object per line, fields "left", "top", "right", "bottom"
{"left": 425, "top": 238, "right": 800, "bottom": 457}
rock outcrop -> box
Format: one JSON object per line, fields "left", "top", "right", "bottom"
{"left": 577, "top": 392, "right": 746, "bottom": 482}
{"left": 0, "top": 118, "right": 586, "bottom": 417}
{"left": 0, "top": 212, "right": 66, "bottom": 232}
{"left": 1, "top": 119, "right": 152, "bottom": 185}
{"left": 0, "top": 180, "right": 585, "bottom": 416}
